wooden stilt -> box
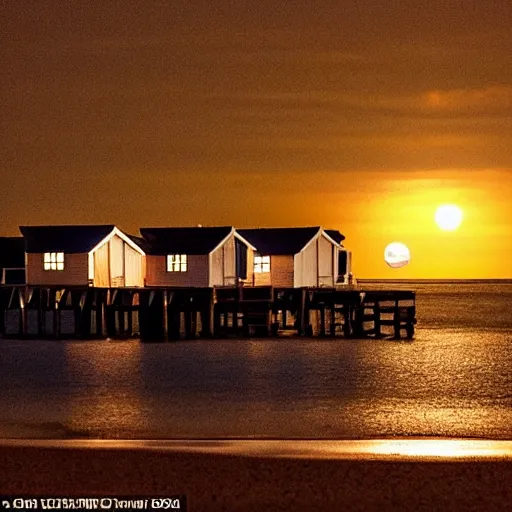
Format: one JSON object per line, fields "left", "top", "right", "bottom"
{"left": 184, "top": 310, "right": 193, "bottom": 339}
{"left": 36, "top": 289, "right": 43, "bottom": 337}
{"left": 299, "top": 288, "right": 307, "bottom": 335}
{"left": 53, "top": 290, "right": 60, "bottom": 338}
{"left": 393, "top": 301, "right": 401, "bottom": 339}
{"left": 200, "top": 306, "right": 212, "bottom": 337}
{"left": 117, "top": 308, "right": 126, "bottom": 337}
{"left": 162, "top": 290, "right": 169, "bottom": 341}
{"left": 167, "top": 307, "right": 181, "bottom": 340}
{"left": 95, "top": 291, "right": 105, "bottom": 337}
{"left": 353, "top": 305, "right": 364, "bottom": 338}
{"left": 320, "top": 306, "right": 326, "bottom": 336}
{"left": 106, "top": 306, "right": 116, "bottom": 337}
{"left": 374, "top": 302, "right": 382, "bottom": 338}
{"left": 342, "top": 305, "right": 351, "bottom": 338}
{"left": 213, "top": 305, "right": 221, "bottom": 337}
{"left": 329, "top": 306, "right": 336, "bottom": 336}
{"left": 19, "top": 289, "right": 27, "bottom": 337}
{"left": 127, "top": 309, "right": 133, "bottom": 337}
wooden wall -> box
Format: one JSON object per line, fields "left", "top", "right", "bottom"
{"left": 318, "top": 234, "right": 335, "bottom": 286}
{"left": 271, "top": 255, "right": 294, "bottom": 287}
{"left": 293, "top": 233, "right": 340, "bottom": 287}
{"left": 223, "top": 235, "right": 236, "bottom": 285}
{"left": 210, "top": 233, "right": 254, "bottom": 287}
{"left": 26, "top": 253, "right": 88, "bottom": 286}
{"left": 210, "top": 233, "right": 240, "bottom": 286}
{"left": 245, "top": 247, "right": 254, "bottom": 286}
{"left": 253, "top": 255, "right": 294, "bottom": 287}
{"left": 145, "top": 255, "right": 209, "bottom": 287}
{"left": 210, "top": 245, "right": 223, "bottom": 286}
{"left": 295, "top": 238, "right": 318, "bottom": 287}
{"left": 109, "top": 235, "right": 124, "bottom": 286}
{"left": 124, "top": 242, "right": 145, "bottom": 287}
{"left": 93, "top": 242, "right": 110, "bottom": 287}
{"left": 92, "top": 234, "right": 145, "bottom": 287}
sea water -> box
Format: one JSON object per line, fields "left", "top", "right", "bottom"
{"left": 0, "top": 280, "right": 510, "bottom": 439}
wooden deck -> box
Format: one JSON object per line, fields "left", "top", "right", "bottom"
{"left": 0, "top": 285, "right": 416, "bottom": 341}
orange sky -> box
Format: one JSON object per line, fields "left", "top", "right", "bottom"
{"left": 1, "top": 1, "right": 511, "bottom": 278}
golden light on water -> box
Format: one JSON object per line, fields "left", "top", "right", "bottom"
{"left": 13, "top": 439, "right": 506, "bottom": 460}
{"left": 435, "top": 204, "right": 464, "bottom": 231}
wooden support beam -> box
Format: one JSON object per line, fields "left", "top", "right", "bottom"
{"left": 162, "top": 290, "right": 169, "bottom": 341}
{"left": 374, "top": 303, "right": 382, "bottom": 338}
{"left": 200, "top": 303, "right": 213, "bottom": 338}
{"left": 19, "top": 288, "right": 27, "bottom": 337}
{"left": 53, "top": 289, "right": 60, "bottom": 338}
{"left": 127, "top": 309, "right": 133, "bottom": 337}
{"left": 167, "top": 307, "right": 181, "bottom": 341}
{"left": 184, "top": 310, "right": 192, "bottom": 339}
{"left": 106, "top": 306, "right": 116, "bottom": 338}
{"left": 329, "top": 306, "right": 336, "bottom": 336}
{"left": 117, "top": 309, "right": 126, "bottom": 337}
{"left": 393, "top": 301, "right": 401, "bottom": 339}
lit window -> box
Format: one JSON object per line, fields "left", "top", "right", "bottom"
{"left": 167, "top": 254, "right": 187, "bottom": 272}
{"left": 44, "top": 252, "right": 64, "bottom": 271}
{"left": 254, "top": 255, "right": 270, "bottom": 273}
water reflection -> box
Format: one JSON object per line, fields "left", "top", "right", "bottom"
{"left": 63, "top": 341, "right": 148, "bottom": 437}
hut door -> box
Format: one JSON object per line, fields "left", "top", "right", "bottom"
{"left": 337, "top": 251, "right": 348, "bottom": 283}
{"left": 109, "top": 236, "right": 125, "bottom": 287}
{"left": 235, "top": 238, "right": 247, "bottom": 280}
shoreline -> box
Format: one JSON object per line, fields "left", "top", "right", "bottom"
{"left": 2, "top": 438, "right": 512, "bottom": 459}
{"left": 1, "top": 439, "right": 511, "bottom": 511}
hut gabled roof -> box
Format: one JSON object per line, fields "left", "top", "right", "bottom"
{"left": 324, "top": 229, "right": 346, "bottom": 244}
{"left": 20, "top": 225, "right": 116, "bottom": 253}
{"left": 236, "top": 227, "right": 323, "bottom": 255}
{"left": 140, "top": 226, "right": 235, "bottom": 255}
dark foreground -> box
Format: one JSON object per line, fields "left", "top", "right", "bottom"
{"left": 1, "top": 440, "right": 511, "bottom": 511}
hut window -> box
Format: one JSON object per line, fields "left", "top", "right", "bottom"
{"left": 167, "top": 254, "right": 187, "bottom": 272}
{"left": 44, "top": 252, "right": 64, "bottom": 271}
{"left": 254, "top": 255, "right": 270, "bottom": 273}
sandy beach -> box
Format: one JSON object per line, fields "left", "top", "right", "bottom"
{"left": 1, "top": 439, "right": 512, "bottom": 511}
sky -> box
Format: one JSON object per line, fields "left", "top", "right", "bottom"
{"left": 1, "top": 1, "right": 511, "bottom": 278}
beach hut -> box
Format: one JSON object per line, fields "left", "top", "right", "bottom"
{"left": 140, "top": 226, "right": 256, "bottom": 287}
{"left": 236, "top": 227, "right": 351, "bottom": 287}
{"left": 0, "top": 237, "right": 26, "bottom": 284}
{"left": 19, "top": 225, "right": 145, "bottom": 287}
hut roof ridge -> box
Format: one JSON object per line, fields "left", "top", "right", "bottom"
{"left": 140, "top": 226, "right": 234, "bottom": 255}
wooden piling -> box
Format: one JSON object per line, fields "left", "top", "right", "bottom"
{"left": 319, "top": 306, "right": 326, "bottom": 336}
{"left": 95, "top": 291, "right": 104, "bottom": 338}
{"left": 127, "top": 309, "right": 133, "bottom": 337}
{"left": 374, "top": 302, "right": 382, "bottom": 338}
{"left": 53, "top": 291, "right": 60, "bottom": 338}
{"left": 19, "top": 288, "right": 27, "bottom": 337}
{"left": 106, "top": 306, "right": 116, "bottom": 338}
{"left": 393, "top": 302, "right": 401, "bottom": 339}
{"left": 200, "top": 305, "right": 212, "bottom": 337}
{"left": 167, "top": 307, "right": 181, "bottom": 340}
